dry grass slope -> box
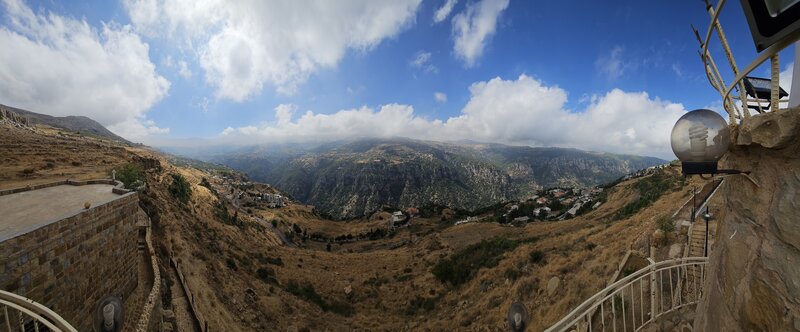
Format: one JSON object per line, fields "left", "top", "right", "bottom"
{"left": 0, "top": 122, "right": 701, "bottom": 331}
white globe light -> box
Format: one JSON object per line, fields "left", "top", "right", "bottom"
{"left": 670, "top": 109, "right": 730, "bottom": 164}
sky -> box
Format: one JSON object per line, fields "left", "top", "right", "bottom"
{"left": 0, "top": 0, "right": 795, "bottom": 159}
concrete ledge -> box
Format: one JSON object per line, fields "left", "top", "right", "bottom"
{"left": 0, "top": 178, "right": 127, "bottom": 197}
{"left": 0, "top": 180, "right": 136, "bottom": 243}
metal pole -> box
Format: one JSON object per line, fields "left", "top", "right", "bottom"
{"left": 692, "top": 186, "right": 696, "bottom": 223}
{"left": 704, "top": 206, "right": 710, "bottom": 257}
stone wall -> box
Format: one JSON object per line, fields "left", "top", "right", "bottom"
{"left": 0, "top": 191, "right": 140, "bottom": 331}
{"left": 135, "top": 225, "right": 162, "bottom": 332}
{"left": 693, "top": 109, "right": 800, "bottom": 331}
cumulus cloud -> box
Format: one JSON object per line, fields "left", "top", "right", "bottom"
{"left": 434, "top": 0, "right": 458, "bottom": 23}
{"left": 108, "top": 119, "right": 170, "bottom": 140}
{"left": 452, "top": 0, "right": 509, "bottom": 67}
{"left": 124, "top": 0, "right": 422, "bottom": 101}
{"left": 0, "top": 0, "right": 170, "bottom": 141}
{"left": 434, "top": 92, "right": 447, "bottom": 103}
{"left": 220, "top": 75, "right": 686, "bottom": 158}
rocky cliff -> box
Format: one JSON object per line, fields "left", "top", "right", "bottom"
{"left": 694, "top": 108, "right": 800, "bottom": 331}
{"left": 216, "top": 139, "right": 665, "bottom": 219}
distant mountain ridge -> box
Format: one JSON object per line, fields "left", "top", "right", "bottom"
{"left": 0, "top": 103, "right": 129, "bottom": 143}
{"left": 212, "top": 138, "right": 666, "bottom": 219}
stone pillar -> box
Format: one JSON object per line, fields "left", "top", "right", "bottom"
{"left": 693, "top": 109, "right": 800, "bottom": 331}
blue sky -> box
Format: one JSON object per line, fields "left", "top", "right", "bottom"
{"left": 0, "top": 0, "right": 794, "bottom": 158}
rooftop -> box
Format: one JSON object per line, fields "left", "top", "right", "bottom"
{"left": 0, "top": 181, "right": 127, "bottom": 242}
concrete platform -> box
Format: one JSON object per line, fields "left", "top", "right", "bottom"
{"left": 0, "top": 183, "right": 123, "bottom": 242}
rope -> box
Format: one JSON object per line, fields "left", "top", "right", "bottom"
{"left": 771, "top": 54, "right": 780, "bottom": 112}
{"left": 707, "top": 3, "right": 750, "bottom": 119}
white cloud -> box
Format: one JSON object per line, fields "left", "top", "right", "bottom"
{"left": 274, "top": 103, "right": 295, "bottom": 126}
{"left": 596, "top": 46, "right": 633, "bottom": 80}
{"left": 434, "top": 92, "right": 447, "bottom": 103}
{"left": 780, "top": 62, "right": 793, "bottom": 95}
{"left": 434, "top": 0, "right": 458, "bottom": 23}
{"left": 108, "top": 118, "right": 170, "bottom": 139}
{"left": 220, "top": 126, "right": 235, "bottom": 136}
{"left": 220, "top": 75, "right": 686, "bottom": 158}
{"left": 124, "top": 0, "right": 423, "bottom": 101}
{"left": 671, "top": 63, "right": 684, "bottom": 79}
{"left": 452, "top": 0, "right": 509, "bottom": 67}
{"left": 411, "top": 51, "right": 431, "bottom": 67}
{"left": 0, "top": 0, "right": 170, "bottom": 141}
{"left": 410, "top": 51, "right": 437, "bottom": 73}
{"left": 178, "top": 60, "right": 192, "bottom": 79}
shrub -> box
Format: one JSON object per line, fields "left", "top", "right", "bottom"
{"left": 614, "top": 170, "right": 681, "bottom": 220}
{"left": 504, "top": 266, "right": 522, "bottom": 281}
{"left": 432, "top": 237, "right": 521, "bottom": 287}
{"left": 516, "top": 278, "right": 538, "bottom": 299}
{"left": 585, "top": 242, "right": 597, "bottom": 251}
{"left": 405, "top": 295, "right": 439, "bottom": 316}
{"left": 286, "top": 280, "right": 353, "bottom": 316}
{"left": 657, "top": 217, "right": 676, "bottom": 234}
{"left": 529, "top": 250, "right": 546, "bottom": 264}
{"left": 256, "top": 267, "right": 276, "bottom": 283}
{"left": 169, "top": 173, "right": 192, "bottom": 205}
{"left": 226, "top": 258, "right": 237, "bottom": 270}
{"left": 116, "top": 163, "right": 144, "bottom": 189}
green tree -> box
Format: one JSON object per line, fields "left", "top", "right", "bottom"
{"left": 115, "top": 163, "right": 144, "bottom": 189}
{"left": 169, "top": 173, "right": 192, "bottom": 205}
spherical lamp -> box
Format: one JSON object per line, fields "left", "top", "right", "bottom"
{"left": 670, "top": 109, "right": 730, "bottom": 175}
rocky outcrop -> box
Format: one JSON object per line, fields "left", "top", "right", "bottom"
{"left": 0, "top": 106, "right": 30, "bottom": 127}
{"left": 693, "top": 108, "right": 800, "bottom": 331}
{"left": 0, "top": 103, "right": 130, "bottom": 143}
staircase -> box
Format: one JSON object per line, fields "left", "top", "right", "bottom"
{"left": 685, "top": 221, "right": 708, "bottom": 292}
{"left": 688, "top": 221, "right": 708, "bottom": 257}
{"left": 137, "top": 238, "right": 146, "bottom": 254}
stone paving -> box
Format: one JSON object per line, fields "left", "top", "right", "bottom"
{"left": 0, "top": 183, "right": 121, "bottom": 241}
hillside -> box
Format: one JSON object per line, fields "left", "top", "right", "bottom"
{"left": 213, "top": 138, "right": 665, "bottom": 219}
{"left": 0, "top": 119, "right": 705, "bottom": 331}
{"left": 0, "top": 103, "right": 130, "bottom": 143}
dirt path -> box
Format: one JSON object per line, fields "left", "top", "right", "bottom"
{"left": 166, "top": 265, "right": 201, "bottom": 332}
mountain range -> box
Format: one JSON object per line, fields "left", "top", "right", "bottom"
{"left": 210, "top": 138, "right": 666, "bottom": 219}
{"left": 0, "top": 103, "right": 129, "bottom": 143}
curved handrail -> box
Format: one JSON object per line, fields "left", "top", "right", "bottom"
{"left": 546, "top": 256, "right": 708, "bottom": 332}
{"left": 0, "top": 290, "right": 77, "bottom": 332}
{"left": 722, "top": 29, "right": 800, "bottom": 105}
{"left": 699, "top": 0, "right": 800, "bottom": 119}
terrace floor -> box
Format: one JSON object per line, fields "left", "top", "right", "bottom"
{"left": 0, "top": 183, "right": 122, "bottom": 242}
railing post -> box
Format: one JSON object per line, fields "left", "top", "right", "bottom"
{"left": 648, "top": 258, "right": 657, "bottom": 320}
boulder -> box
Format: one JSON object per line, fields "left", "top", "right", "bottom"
{"left": 546, "top": 277, "right": 560, "bottom": 296}
{"left": 668, "top": 243, "right": 682, "bottom": 259}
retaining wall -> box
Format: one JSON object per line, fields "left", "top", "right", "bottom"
{"left": 0, "top": 181, "right": 139, "bottom": 331}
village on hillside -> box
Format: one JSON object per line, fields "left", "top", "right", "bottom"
{"left": 455, "top": 164, "right": 672, "bottom": 227}
{"left": 202, "top": 164, "right": 673, "bottom": 241}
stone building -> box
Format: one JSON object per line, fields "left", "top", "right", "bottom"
{"left": 0, "top": 179, "right": 158, "bottom": 331}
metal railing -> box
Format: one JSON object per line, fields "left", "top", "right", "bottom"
{"left": 0, "top": 290, "right": 77, "bottom": 332}
{"left": 695, "top": 0, "right": 800, "bottom": 123}
{"left": 546, "top": 256, "right": 708, "bottom": 332}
